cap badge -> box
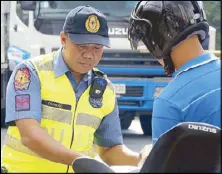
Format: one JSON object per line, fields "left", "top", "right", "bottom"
{"left": 85, "top": 15, "right": 100, "bottom": 33}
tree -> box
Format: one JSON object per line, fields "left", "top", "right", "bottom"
{"left": 203, "top": 1, "right": 221, "bottom": 50}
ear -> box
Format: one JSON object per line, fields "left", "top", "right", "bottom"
{"left": 60, "top": 31, "right": 67, "bottom": 48}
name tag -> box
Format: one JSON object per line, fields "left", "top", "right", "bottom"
{"left": 42, "top": 100, "right": 71, "bottom": 110}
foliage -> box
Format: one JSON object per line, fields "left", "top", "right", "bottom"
{"left": 203, "top": 1, "right": 221, "bottom": 50}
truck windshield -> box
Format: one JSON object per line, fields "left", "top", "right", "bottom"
{"left": 33, "top": 1, "right": 138, "bottom": 35}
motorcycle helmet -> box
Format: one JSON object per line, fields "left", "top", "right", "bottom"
{"left": 128, "top": 1, "right": 209, "bottom": 75}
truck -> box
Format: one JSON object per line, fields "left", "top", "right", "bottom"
{"left": 1, "top": 1, "right": 10, "bottom": 127}
{"left": 1, "top": 1, "right": 219, "bottom": 135}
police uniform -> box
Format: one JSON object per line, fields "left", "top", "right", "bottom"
{"left": 152, "top": 53, "right": 221, "bottom": 145}
{"left": 1, "top": 6, "right": 123, "bottom": 173}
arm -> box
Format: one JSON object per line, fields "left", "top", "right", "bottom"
{"left": 152, "top": 98, "right": 182, "bottom": 145}
{"left": 97, "top": 144, "right": 140, "bottom": 166}
{"left": 5, "top": 62, "right": 83, "bottom": 165}
{"left": 94, "top": 101, "right": 140, "bottom": 166}
{"left": 16, "top": 119, "right": 82, "bottom": 165}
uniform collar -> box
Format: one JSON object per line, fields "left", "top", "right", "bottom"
{"left": 53, "top": 47, "right": 92, "bottom": 81}
{"left": 172, "top": 52, "right": 218, "bottom": 78}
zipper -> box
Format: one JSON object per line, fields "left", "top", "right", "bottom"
{"left": 65, "top": 74, "right": 90, "bottom": 173}
{"left": 70, "top": 98, "right": 78, "bottom": 148}
{"left": 66, "top": 97, "right": 78, "bottom": 173}
{"left": 69, "top": 81, "right": 86, "bottom": 149}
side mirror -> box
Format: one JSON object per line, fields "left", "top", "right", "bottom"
{"left": 20, "top": 1, "right": 36, "bottom": 11}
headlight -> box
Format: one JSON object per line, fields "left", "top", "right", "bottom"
{"left": 153, "top": 87, "right": 165, "bottom": 98}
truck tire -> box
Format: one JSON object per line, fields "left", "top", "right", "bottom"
{"left": 139, "top": 115, "right": 152, "bottom": 136}
{"left": 119, "top": 112, "right": 134, "bottom": 130}
{"left": 120, "top": 117, "right": 133, "bottom": 130}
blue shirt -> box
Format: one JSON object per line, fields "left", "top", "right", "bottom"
{"left": 152, "top": 53, "right": 221, "bottom": 145}
{"left": 6, "top": 48, "right": 123, "bottom": 147}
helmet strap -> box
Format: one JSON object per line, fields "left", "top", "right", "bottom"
{"left": 163, "top": 57, "right": 175, "bottom": 76}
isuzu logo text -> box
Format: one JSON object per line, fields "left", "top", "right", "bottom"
{"left": 108, "top": 28, "right": 128, "bottom": 35}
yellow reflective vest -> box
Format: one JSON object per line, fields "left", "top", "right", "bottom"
{"left": 1, "top": 52, "right": 116, "bottom": 173}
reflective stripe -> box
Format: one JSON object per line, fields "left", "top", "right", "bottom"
{"left": 4, "top": 134, "right": 41, "bottom": 158}
{"left": 42, "top": 105, "right": 72, "bottom": 124}
{"left": 76, "top": 113, "right": 102, "bottom": 129}
{"left": 4, "top": 134, "right": 96, "bottom": 159}
{"left": 41, "top": 127, "right": 65, "bottom": 143}
{"left": 34, "top": 59, "right": 53, "bottom": 71}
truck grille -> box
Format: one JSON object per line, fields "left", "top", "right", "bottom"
{"left": 99, "top": 51, "right": 161, "bottom": 67}
{"left": 117, "top": 100, "right": 140, "bottom": 106}
{"left": 121, "top": 86, "right": 143, "bottom": 97}
{"left": 97, "top": 51, "right": 166, "bottom": 77}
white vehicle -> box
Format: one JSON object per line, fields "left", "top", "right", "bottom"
{"left": 2, "top": 1, "right": 217, "bottom": 71}
{"left": 1, "top": 1, "right": 10, "bottom": 123}
{"left": 1, "top": 1, "right": 218, "bottom": 129}
{"left": 4, "top": 1, "right": 139, "bottom": 71}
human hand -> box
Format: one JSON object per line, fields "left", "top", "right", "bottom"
{"left": 137, "top": 144, "right": 152, "bottom": 167}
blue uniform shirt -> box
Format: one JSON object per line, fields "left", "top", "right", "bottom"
{"left": 152, "top": 53, "right": 221, "bottom": 145}
{"left": 6, "top": 48, "right": 123, "bottom": 147}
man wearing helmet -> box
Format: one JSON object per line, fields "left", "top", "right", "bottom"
{"left": 128, "top": 1, "right": 221, "bottom": 145}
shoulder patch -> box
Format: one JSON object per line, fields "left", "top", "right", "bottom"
{"left": 14, "top": 68, "right": 31, "bottom": 91}
{"left": 15, "top": 94, "right": 30, "bottom": 111}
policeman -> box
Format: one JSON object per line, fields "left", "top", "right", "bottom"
{"left": 128, "top": 1, "right": 221, "bottom": 145}
{"left": 1, "top": 6, "right": 141, "bottom": 172}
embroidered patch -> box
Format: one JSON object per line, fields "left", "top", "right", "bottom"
{"left": 85, "top": 15, "right": 100, "bottom": 33}
{"left": 15, "top": 94, "right": 30, "bottom": 111}
{"left": 14, "top": 68, "right": 31, "bottom": 91}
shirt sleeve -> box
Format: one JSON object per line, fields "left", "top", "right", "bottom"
{"left": 152, "top": 98, "right": 182, "bottom": 146}
{"left": 94, "top": 100, "right": 123, "bottom": 147}
{"left": 5, "top": 60, "right": 42, "bottom": 125}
